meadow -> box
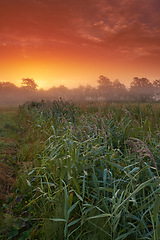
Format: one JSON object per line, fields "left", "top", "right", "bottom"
{"left": 0, "top": 101, "right": 160, "bottom": 240}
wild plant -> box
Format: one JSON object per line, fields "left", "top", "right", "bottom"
{"left": 11, "top": 101, "right": 160, "bottom": 239}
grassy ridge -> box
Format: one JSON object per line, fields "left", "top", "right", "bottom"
{"left": 1, "top": 101, "right": 160, "bottom": 239}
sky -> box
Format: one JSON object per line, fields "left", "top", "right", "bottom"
{"left": 0, "top": 0, "right": 160, "bottom": 89}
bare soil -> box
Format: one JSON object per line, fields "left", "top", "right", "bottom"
{"left": 0, "top": 162, "right": 15, "bottom": 202}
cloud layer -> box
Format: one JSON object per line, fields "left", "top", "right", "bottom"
{"left": 1, "top": 0, "right": 160, "bottom": 47}
{"left": 0, "top": 0, "right": 160, "bottom": 85}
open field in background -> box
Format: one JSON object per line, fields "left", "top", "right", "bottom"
{"left": 0, "top": 107, "right": 18, "bottom": 113}
{"left": 0, "top": 101, "right": 160, "bottom": 239}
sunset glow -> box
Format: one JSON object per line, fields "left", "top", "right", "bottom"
{"left": 0, "top": 0, "right": 160, "bottom": 89}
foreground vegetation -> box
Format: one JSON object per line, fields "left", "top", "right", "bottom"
{"left": 1, "top": 101, "right": 160, "bottom": 239}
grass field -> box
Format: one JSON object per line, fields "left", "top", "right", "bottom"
{"left": 0, "top": 101, "right": 160, "bottom": 239}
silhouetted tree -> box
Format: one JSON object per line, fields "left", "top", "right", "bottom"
{"left": 98, "top": 75, "right": 112, "bottom": 89}
{"left": 0, "top": 82, "right": 21, "bottom": 105}
{"left": 97, "top": 75, "right": 112, "bottom": 100}
{"left": 130, "top": 77, "right": 154, "bottom": 102}
{"left": 0, "top": 82, "right": 18, "bottom": 91}
{"left": 21, "top": 78, "right": 38, "bottom": 92}
{"left": 112, "top": 79, "right": 128, "bottom": 101}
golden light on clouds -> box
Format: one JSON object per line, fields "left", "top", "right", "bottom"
{"left": 0, "top": 0, "right": 160, "bottom": 89}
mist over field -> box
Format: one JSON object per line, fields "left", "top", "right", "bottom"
{"left": 0, "top": 76, "right": 160, "bottom": 105}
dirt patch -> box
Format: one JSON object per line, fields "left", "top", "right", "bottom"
{"left": 0, "top": 162, "right": 15, "bottom": 202}
{"left": 0, "top": 137, "right": 18, "bottom": 202}
{"left": 0, "top": 137, "right": 17, "bottom": 155}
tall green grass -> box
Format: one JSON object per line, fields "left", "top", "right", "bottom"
{"left": 4, "top": 101, "right": 160, "bottom": 239}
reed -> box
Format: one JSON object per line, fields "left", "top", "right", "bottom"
{"left": 2, "top": 101, "right": 160, "bottom": 239}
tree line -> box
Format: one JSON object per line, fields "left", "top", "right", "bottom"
{"left": 0, "top": 76, "right": 160, "bottom": 105}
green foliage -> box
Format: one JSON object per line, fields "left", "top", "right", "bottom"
{"left": 1, "top": 101, "right": 160, "bottom": 239}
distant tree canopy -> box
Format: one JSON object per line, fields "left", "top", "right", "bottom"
{"left": 21, "top": 78, "right": 38, "bottom": 92}
{"left": 0, "top": 82, "right": 18, "bottom": 91}
{"left": 1, "top": 75, "right": 160, "bottom": 105}
{"left": 97, "top": 75, "right": 127, "bottom": 101}
{"left": 98, "top": 75, "right": 112, "bottom": 89}
{"left": 130, "top": 77, "right": 154, "bottom": 101}
{"left": 97, "top": 75, "right": 113, "bottom": 100}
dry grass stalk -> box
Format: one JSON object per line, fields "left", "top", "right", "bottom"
{"left": 125, "top": 137, "right": 157, "bottom": 170}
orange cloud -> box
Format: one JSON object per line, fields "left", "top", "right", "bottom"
{"left": 0, "top": 0, "right": 160, "bottom": 88}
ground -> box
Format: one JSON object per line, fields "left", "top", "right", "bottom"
{"left": 0, "top": 107, "right": 18, "bottom": 203}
